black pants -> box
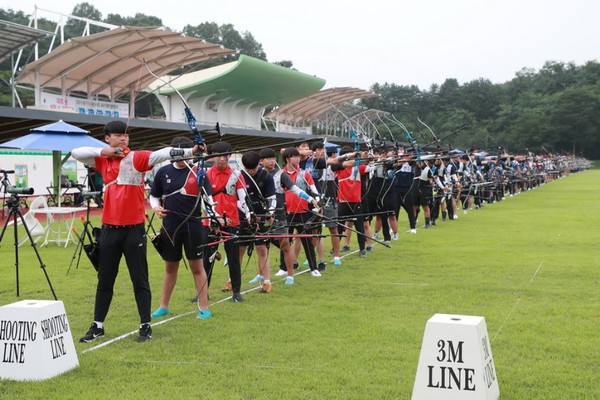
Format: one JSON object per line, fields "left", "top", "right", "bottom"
{"left": 203, "top": 226, "right": 242, "bottom": 293}
{"left": 395, "top": 187, "right": 417, "bottom": 230}
{"left": 338, "top": 202, "right": 366, "bottom": 251}
{"left": 287, "top": 212, "right": 317, "bottom": 270}
{"left": 96, "top": 224, "right": 151, "bottom": 324}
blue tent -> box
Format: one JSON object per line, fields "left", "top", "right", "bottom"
{"left": 0, "top": 120, "right": 108, "bottom": 205}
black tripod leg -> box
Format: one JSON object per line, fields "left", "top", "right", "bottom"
{"left": 0, "top": 206, "right": 57, "bottom": 300}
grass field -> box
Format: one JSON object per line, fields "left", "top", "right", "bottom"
{"left": 0, "top": 169, "right": 599, "bottom": 399}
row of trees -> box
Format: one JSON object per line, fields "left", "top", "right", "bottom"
{"left": 362, "top": 61, "right": 600, "bottom": 159}
{"left": 1, "top": 4, "right": 599, "bottom": 158}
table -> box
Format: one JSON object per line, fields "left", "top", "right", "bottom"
{"left": 45, "top": 186, "right": 82, "bottom": 207}
{"left": 29, "top": 207, "right": 87, "bottom": 247}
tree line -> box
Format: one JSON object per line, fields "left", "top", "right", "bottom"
{"left": 1, "top": 4, "right": 598, "bottom": 158}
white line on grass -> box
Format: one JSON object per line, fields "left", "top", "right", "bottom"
{"left": 492, "top": 298, "right": 521, "bottom": 343}
{"left": 492, "top": 260, "right": 544, "bottom": 343}
{"left": 81, "top": 268, "right": 312, "bottom": 354}
{"left": 144, "top": 360, "right": 323, "bottom": 371}
{"left": 373, "top": 282, "right": 430, "bottom": 286}
{"left": 530, "top": 261, "right": 544, "bottom": 283}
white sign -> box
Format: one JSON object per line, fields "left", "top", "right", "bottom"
{"left": 412, "top": 314, "right": 499, "bottom": 400}
{"left": 0, "top": 300, "right": 79, "bottom": 381}
{"left": 40, "top": 92, "right": 129, "bottom": 118}
{"left": 276, "top": 122, "right": 312, "bottom": 135}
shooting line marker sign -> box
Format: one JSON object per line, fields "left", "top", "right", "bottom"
{"left": 0, "top": 300, "right": 78, "bottom": 381}
{"left": 411, "top": 313, "right": 499, "bottom": 400}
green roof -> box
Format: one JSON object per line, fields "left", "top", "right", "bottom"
{"left": 157, "top": 55, "right": 326, "bottom": 107}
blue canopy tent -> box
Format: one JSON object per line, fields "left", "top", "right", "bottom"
{"left": 0, "top": 120, "right": 108, "bottom": 206}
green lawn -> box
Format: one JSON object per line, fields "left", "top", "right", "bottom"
{"left": 0, "top": 170, "right": 599, "bottom": 399}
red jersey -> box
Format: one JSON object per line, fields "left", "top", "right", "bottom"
{"left": 95, "top": 150, "right": 153, "bottom": 225}
{"left": 206, "top": 165, "right": 246, "bottom": 226}
{"left": 336, "top": 164, "right": 367, "bottom": 203}
{"left": 283, "top": 167, "right": 315, "bottom": 213}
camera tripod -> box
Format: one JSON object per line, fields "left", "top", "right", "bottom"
{"left": 0, "top": 194, "right": 57, "bottom": 300}
{"left": 67, "top": 192, "right": 100, "bottom": 274}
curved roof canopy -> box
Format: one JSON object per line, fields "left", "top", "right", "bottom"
{"left": 17, "top": 26, "right": 235, "bottom": 99}
{"left": 264, "top": 87, "right": 378, "bottom": 124}
{"left": 151, "top": 55, "right": 326, "bottom": 107}
{"left": 0, "top": 19, "right": 51, "bottom": 61}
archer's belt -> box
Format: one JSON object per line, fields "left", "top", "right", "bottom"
{"left": 102, "top": 223, "right": 144, "bottom": 229}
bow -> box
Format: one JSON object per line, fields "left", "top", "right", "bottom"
{"left": 348, "top": 128, "right": 361, "bottom": 179}
{"left": 144, "top": 60, "right": 215, "bottom": 240}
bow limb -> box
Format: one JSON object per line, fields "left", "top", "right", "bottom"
{"left": 417, "top": 117, "right": 440, "bottom": 143}
{"left": 143, "top": 59, "right": 205, "bottom": 147}
{"left": 144, "top": 60, "right": 210, "bottom": 240}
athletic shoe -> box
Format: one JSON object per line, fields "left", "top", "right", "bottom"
{"left": 221, "top": 281, "right": 233, "bottom": 292}
{"left": 372, "top": 232, "right": 380, "bottom": 239}
{"left": 333, "top": 257, "right": 342, "bottom": 266}
{"left": 293, "top": 261, "right": 299, "bottom": 270}
{"left": 359, "top": 250, "right": 367, "bottom": 258}
{"left": 341, "top": 245, "right": 350, "bottom": 252}
{"left": 329, "top": 249, "right": 334, "bottom": 256}
{"left": 232, "top": 292, "right": 245, "bottom": 302}
{"left": 79, "top": 322, "right": 104, "bottom": 343}
{"left": 274, "top": 269, "right": 287, "bottom": 277}
{"left": 366, "top": 246, "right": 373, "bottom": 252}
{"left": 453, "top": 215, "right": 459, "bottom": 220}
{"left": 248, "top": 275, "right": 264, "bottom": 284}
{"left": 151, "top": 307, "right": 169, "bottom": 319}
{"left": 318, "top": 262, "right": 327, "bottom": 271}
{"left": 311, "top": 270, "right": 322, "bottom": 277}
{"left": 196, "top": 309, "right": 212, "bottom": 320}
{"left": 285, "top": 276, "right": 295, "bottom": 285}
{"left": 393, "top": 232, "right": 400, "bottom": 239}
{"left": 409, "top": 229, "right": 416, "bottom": 234}
{"left": 384, "top": 241, "right": 391, "bottom": 246}
{"left": 303, "top": 259, "right": 309, "bottom": 266}
{"left": 261, "top": 282, "right": 272, "bottom": 293}
{"left": 136, "top": 323, "right": 152, "bottom": 343}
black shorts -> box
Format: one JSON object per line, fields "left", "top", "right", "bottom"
{"left": 160, "top": 227, "right": 208, "bottom": 262}
{"left": 415, "top": 185, "right": 433, "bottom": 206}
{"left": 322, "top": 202, "right": 338, "bottom": 228}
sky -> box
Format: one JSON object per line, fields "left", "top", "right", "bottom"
{"left": 6, "top": 0, "right": 600, "bottom": 91}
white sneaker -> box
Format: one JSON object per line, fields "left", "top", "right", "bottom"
{"left": 453, "top": 215, "right": 459, "bottom": 220}
{"left": 311, "top": 270, "right": 322, "bottom": 277}
{"left": 274, "top": 270, "right": 287, "bottom": 277}
{"left": 372, "top": 232, "right": 380, "bottom": 240}
{"left": 392, "top": 232, "right": 399, "bottom": 240}
{"left": 409, "top": 229, "right": 416, "bottom": 234}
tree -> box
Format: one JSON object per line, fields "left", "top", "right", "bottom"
{"left": 549, "top": 85, "right": 600, "bottom": 158}
{"left": 64, "top": 3, "right": 104, "bottom": 37}
{"left": 183, "top": 22, "right": 267, "bottom": 68}
{"left": 105, "top": 13, "right": 162, "bottom": 27}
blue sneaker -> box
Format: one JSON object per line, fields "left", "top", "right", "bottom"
{"left": 285, "top": 276, "right": 294, "bottom": 285}
{"left": 248, "top": 275, "right": 264, "bottom": 284}
{"left": 151, "top": 307, "right": 169, "bottom": 318}
{"left": 333, "top": 257, "right": 342, "bottom": 266}
{"left": 196, "top": 309, "right": 212, "bottom": 320}
{"left": 303, "top": 259, "right": 309, "bottom": 266}
{"left": 341, "top": 245, "right": 350, "bottom": 252}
